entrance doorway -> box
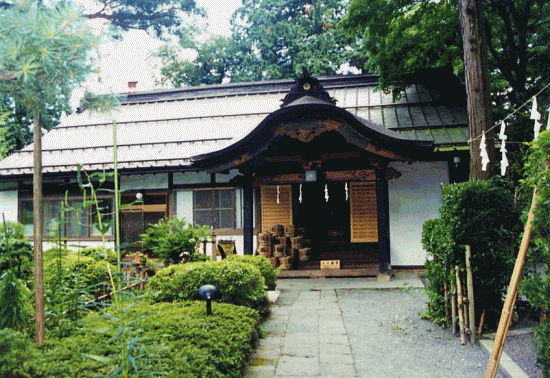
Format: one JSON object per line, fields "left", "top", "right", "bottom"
{"left": 293, "top": 182, "right": 378, "bottom": 268}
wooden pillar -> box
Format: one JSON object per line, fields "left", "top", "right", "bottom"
{"left": 376, "top": 169, "right": 390, "bottom": 274}
{"left": 243, "top": 176, "right": 254, "bottom": 255}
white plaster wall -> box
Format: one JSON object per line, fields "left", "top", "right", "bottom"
{"left": 41, "top": 240, "right": 115, "bottom": 251}
{"left": 388, "top": 161, "right": 449, "bottom": 266}
{"left": 173, "top": 171, "right": 210, "bottom": 185}
{"left": 120, "top": 174, "right": 169, "bottom": 190}
{"left": 215, "top": 169, "right": 241, "bottom": 183}
{"left": 176, "top": 190, "right": 194, "bottom": 223}
{"left": 0, "top": 190, "right": 18, "bottom": 222}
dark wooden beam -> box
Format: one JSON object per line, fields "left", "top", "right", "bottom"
{"left": 376, "top": 169, "right": 390, "bottom": 274}
{"left": 243, "top": 175, "right": 254, "bottom": 255}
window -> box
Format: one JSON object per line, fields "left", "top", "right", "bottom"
{"left": 194, "top": 189, "right": 235, "bottom": 229}
{"left": 120, "top": 192, "right": 167, "bottom": 247}
{"left": 21, "top": 197, "right": 113, "bottom": 238}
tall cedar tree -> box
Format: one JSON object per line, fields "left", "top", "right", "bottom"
{"left": 341, "top": 0, "right": 550, "bottom": 179}
{"left": 155, "top": 0, "right": 364, "bottom": 86}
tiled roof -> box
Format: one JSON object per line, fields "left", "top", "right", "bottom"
{"left": 0, "top": 74, "right": 468, "bottom": 177}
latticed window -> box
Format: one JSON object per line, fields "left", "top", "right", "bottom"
{"left": 20, "top": 198, "right": 113, "bottom": 238}
{"left": 193, "top": 189, "right": 235, "bottom": 229}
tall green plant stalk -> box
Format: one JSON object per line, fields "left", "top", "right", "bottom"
{"left": 113, "top": 121, "right": 121, "bottom": 274}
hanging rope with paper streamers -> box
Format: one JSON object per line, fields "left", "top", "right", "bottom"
{"left": 479, "top": 132, "right": 490, "bottom": 171}
{"left": 531, "top": 96, "right": 542, "bottom": 139}
{"left": 324, "top": 184, "right": 329, "bottom": 202}
{"left": 499, "top": 120, "right": 509, "bottom": 176}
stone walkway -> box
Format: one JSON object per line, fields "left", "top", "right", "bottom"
{"left": 243, "top": 272, "right": 524, "bottom": 378}
{"left": 243, "top": 272, "right": 423, "bottom": 378}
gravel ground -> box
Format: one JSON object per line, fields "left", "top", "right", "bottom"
{"left": 337, "top": 288, "right": 506, "bottom": 378}
{"left": 503, "top": 331, "right": 542, "bottom": 378}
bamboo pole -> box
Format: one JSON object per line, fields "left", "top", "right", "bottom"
{"left": 485, "top": 187, "right": 539, "bottom": 378}
{"left": 456, "top": 266, "right": 466, "bottom": 345}
{"left": 466, "top": 245, "right": 477, "bottom": 344}
{"left": 478, "top": 309, "right": 485, "bottom": 338}
{"left": 445, "top": 280, "right": 450, "bottom": 327}
{"left": 451, "top": 278, "right": 458, "bottom": 335}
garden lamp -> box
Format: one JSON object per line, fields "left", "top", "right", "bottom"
{"left": 197, "top": 284, "right": 218, "bottom": 316}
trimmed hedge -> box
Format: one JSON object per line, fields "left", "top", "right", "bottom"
{"left": 225, "top": 254, "right": 277, "bottom": 290}
{"left": 0, "top": 300, "right": 260, "bottom": 377}
{"left": 147, "top": 260, "right": 270, "bottom": 316}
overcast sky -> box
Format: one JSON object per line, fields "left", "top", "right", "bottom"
{"left": 79, "top": 0, "right": 241, "bottom": 98}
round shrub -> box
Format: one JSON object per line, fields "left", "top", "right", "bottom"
{"left": 225, "top": 254, "right": 277, "bottom": 290}
{"left": 79, "top": 246, "right": 117, "bottom": 263}
{"left": 44, "top": 254, "right": 113, "bottom": 290}
{"left": 148, "top": 260, "right": 270, "bottom": 316}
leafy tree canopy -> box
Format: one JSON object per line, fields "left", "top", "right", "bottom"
{"left": 340, "top": 0, "right": 550, "bottom": 116}
{"left": 0, "top": 0, "right": 98, "bottom": 119}
{"left": 155, "top": 0, "right": 364, "bottom": 86}
{"left": 0, "top": 0, "right": 204, "bottom": 40}
{"left": 340, "top": 0, "right": 550, "bottom": 180}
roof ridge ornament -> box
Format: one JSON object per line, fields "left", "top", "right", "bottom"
{"left": 280, "top": 68, "right": 336, "bottom": 107}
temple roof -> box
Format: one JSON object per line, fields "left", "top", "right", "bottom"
{"left": 0, "top": 73, "right": 468, "bottom": 178}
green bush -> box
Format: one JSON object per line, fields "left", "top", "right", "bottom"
{"left": 79, "top": 246, "right": 117, "bottom": 263}
{"left": 44, "top": 254, "right": 113, "bottom": 290}
{"left": 0, "top": 221, "right": 33, "bottom": 331}
{"left": 0, "top": 301, "right": 260, "bottom": 377}
{"left": 140, "top": 217, "right": 210, "bottom": 264}
{"left": 519, "top": 129, "right": 550, "bottom": 376}
{"left": 0, "top": 221, "right": 33, "bottom": 282}
{"left": 421, "top": 176, "right": 520, "bottom": 329}
{"left": 225, "top": 254, "right": 278, "bottom": 290}
{"left": 148, "top": 260, "right": 270, "bottom": 316}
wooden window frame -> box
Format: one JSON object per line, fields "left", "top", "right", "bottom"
{"left": 19, "top": 195, "right": 114, "bottom": 240}
{"left": 193, "top": 188, "right": 237, "bottom": 231}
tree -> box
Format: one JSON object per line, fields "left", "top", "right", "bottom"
{"left": 0, "top": 0, "right": 98, "bottom": 344}
{"left": 340, "top": 0, "right": 550, "bottom": 178}
{"left": 0, "top": 104, "right": 31, "bottom": 160}
{"left": 459, "top": 0, "right": 495, "bottom": 179}
{"left": 155, "top": 0, "right": 364, "bottom": 86}
{"left": 0, "top": 0, "right": 204, "bottom": 39}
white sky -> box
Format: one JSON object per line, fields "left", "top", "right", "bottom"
{"left": 79, "top": 0, "right": 242, "bottom": 98}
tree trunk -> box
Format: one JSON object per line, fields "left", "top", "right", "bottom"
{"left": 459, "top": 0, "right": 496, "bottom": 180}
{"left": 32, "top": 115, "right": 45, "bottom": 344}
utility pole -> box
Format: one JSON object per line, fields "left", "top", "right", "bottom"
{"left": 459, "top": 0, "right": 496, "bottom": 180}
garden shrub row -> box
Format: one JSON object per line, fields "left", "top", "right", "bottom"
{"left": 147, "top": 259, "right": 271, "bottom": 317}
{"left": 421, "top": 176, "right": 520, "bottom": 328}
{"left": 0, "top": 300, "right": 261, "bottom": 377}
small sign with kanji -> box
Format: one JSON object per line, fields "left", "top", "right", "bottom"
{"left": 320, "top": 260, "right": 340, "bottom": 269}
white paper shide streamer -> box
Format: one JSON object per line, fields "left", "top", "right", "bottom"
{"left": 276, "top": 185, "right": 280, "bottom": 205}
{"left": 324, "top": 184, "right": 329, "bottom": 202}
{"left": 479, "top": 132, "right": 490, "bottom": 171}
{"left": 499, "top": 120, "right": 508, "bottom": 176}
{"left": 345, "top": 182, "right": 349, "bottom": 201}
{"left": 299, "top": 183, "right": 303, "bottom": 203}
{"left": 531, "top": 96, "right": 542, "bottom": 139}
